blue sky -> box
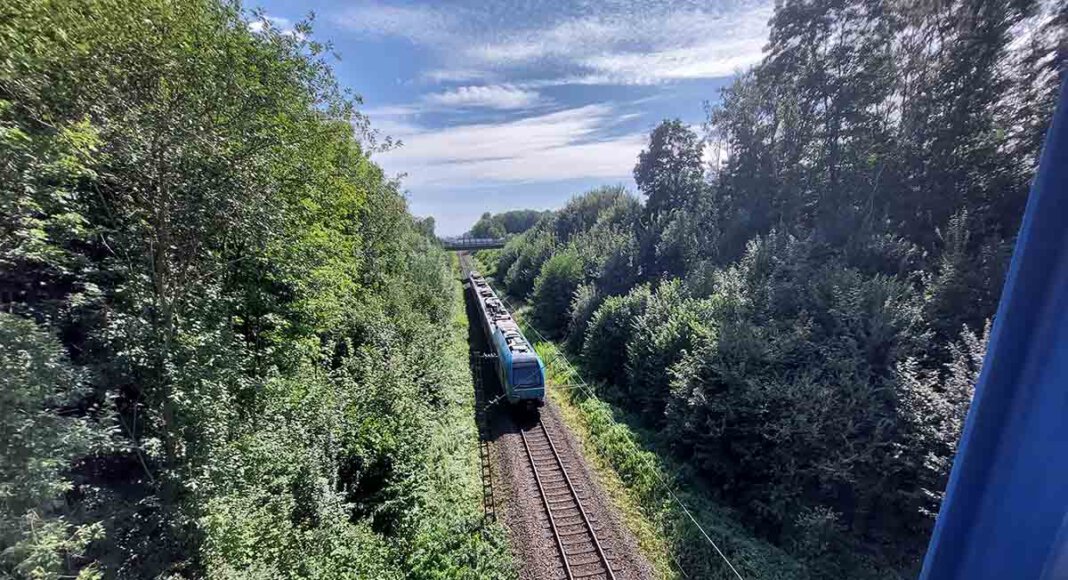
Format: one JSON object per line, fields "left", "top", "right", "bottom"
{"left": 247, "top": 0, "right": 773, "bottom": 235}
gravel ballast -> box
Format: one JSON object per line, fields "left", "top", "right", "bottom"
{"left": 488, "top": 400, "right": 656, "bottom": 580}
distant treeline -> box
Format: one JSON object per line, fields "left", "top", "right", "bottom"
{"left": 480, "top": 0, "right": 1066, "bottom": 575}
{"left": 468, "top": 209, "right": 550, "bottom": 238}
{"left": 0, "top": 1, "right": 511, "bottom": 578}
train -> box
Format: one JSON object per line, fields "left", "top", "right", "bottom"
{"left": 467, "top": 267, "right": 546, "bottom": 407}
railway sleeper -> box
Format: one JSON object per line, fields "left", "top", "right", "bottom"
{"left": 540, "top": 486, "right": 570, "bottom": 496}
{"left": 553, "top": 515, "right": 587, "bottom": 527}
{"left": 548, "top": 492, "right": 589, "bottom": 502}
{"left": 550, "top": 509, "right": 584, "bottom": 521}
{"left": 544, "top": 485, "right": 583, "bottom": 496}
{"left": 557, "top": 528, "right": 596, "bottom": 538}
{"left": 571, "top": 572, "right": 612, "bottom": 580}
{"left": 562, "top": 535, "right": 599, "bottom": 547}
{"left": 570, "top": 565, "right": 612, "bottom": 578}
{"left": 555, "top": 524, "right": 592, "bottom": 536}
{"left": 568, "top": 553, "right": 606, "bottom": 566}
{"left": 564, "top": 545, "right": 599, "bottom": 558}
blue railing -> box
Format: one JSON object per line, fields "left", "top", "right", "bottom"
{"left": 919, "top": 76, "right": 1068, "bottom": 580}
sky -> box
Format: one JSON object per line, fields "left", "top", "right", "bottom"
{"left": 247, "top": 0, "right": 773, "bottom": 235}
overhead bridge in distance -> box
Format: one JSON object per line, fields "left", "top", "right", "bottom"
{"left": 440, "top": 236, "right": 507, "bottom": 251}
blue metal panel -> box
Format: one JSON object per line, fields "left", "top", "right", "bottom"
{"left": 920, "top": 78, "right": 1068, "bottom": 580}
{"left": 493, "top": 328, "right": 514, "bottom": 399}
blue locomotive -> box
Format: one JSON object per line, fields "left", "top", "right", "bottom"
{"left": 468, "top": 269, "right": 546, "bottom": 406}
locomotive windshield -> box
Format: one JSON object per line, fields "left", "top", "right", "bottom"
{"left": 513, "top": 363, "right": 542, "bottom": 388}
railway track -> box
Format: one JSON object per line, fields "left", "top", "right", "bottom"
{"left": 461, "top": 250, "right": 620, "bottom": 579}
{"left": 521, "top": 419, "right": 617, "bottom": 580}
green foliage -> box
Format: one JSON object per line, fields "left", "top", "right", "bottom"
{"left": 0, "top": 314, "right": 107, "bottom": 579}
{"left": 564, "top": 283, "right": 602, "bottom": 355}
{"left": 491, "top": 242, "right": 520, "bottom": 282}
{"left": 634, "top": 120, "right": 705, "bottom": 219}
{"left": 923, "top": 212, "right": 1011, "bottom": 347}
{"left": 534, "top": 339, "right": 808, "bottom": 580}
{"left": 487, "top": 188, "right": 640, "bottom": 299}
{"left": 502, "top": 230, "right": 555, "bottom": 297}
{"left": 581, "top": 285, "right": 651, "bottom": 386}
{"left": 0, "top": 2, "right": 513, "bottom": 577}
{"left": 416, "top": 216, "right": 437, "bottom": 238}
{"left": 531, "top": 250, "right": 584, "bottom": 338}
{"left": 895, "top": 324, "right": 989, "bottom": 523}
{"left": 468, "top": 210, "right": 547, "bottom": 238}
{"left": 478, "top": 1, "right": 1062, "bottom": 571}
{"left": 666, "top": 235, "right": 929, "bottom": 550}
{"left": 624, "top": 281, "right": 710, "bottom": 423}
{"left": 570, "top": 202, "right": 642, "bottom": 297}
{"left": 550, "top": 186, "right": 633, "bottom": 244}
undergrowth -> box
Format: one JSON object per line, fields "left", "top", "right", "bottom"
{"left": 406, "top": 258, "right": 517, "bottom": 578}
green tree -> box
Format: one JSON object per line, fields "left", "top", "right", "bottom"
{"left": 582, "top": 285, "right": 652, "bottom": 386}
{"left": 473, "top": 0, "right": 1065, "bottom": 572}
{"left": 565, "top": 283, "right": 603, "bottom": 355}
{"left": 634, "top": 120, "right": 705, "bottom": 219}
{"left": 0, "top": 314, "right": 105, "bottom": 578}
{"left": 624, "top": 281, "right": 709, "bottom": 423}
{"left": 503, "top": 229, "right": 556, "bottom": 297}
{"left": 532, "top": 250, "right": 584, "bottom": 338}
{"left": 0, "top": 1, "right": 515, "bottom": 577}
{"left": 469, "top": 209, "right": 546, "bottom": 238}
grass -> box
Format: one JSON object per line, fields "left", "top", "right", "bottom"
{"left": 413, "top": 253, "right": 516, "bottom": 579}
{"left": 469, "top": 250, "right": 498, "bottom": 278}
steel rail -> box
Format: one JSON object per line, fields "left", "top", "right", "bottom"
{"left": 521, "top": 424, "right": 575, "bottom": 580}
{"left": 521, "top": 420, "right": 616, "bottom": 580}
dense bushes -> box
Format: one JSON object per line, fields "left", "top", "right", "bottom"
{"left": 580, "top": 286, "right": 650, "bottom": 386}
{"left": 564, "top": 283, "right": 602, "bottom": 354}
{"left": 532, "top": 251, "right": 584, "bottom": 338}
{"left": 479, "top": 0, "right": 1064, "bottom": 573}
{"left": 624, "top": 281, "right": 709, "bottom": 423}
{"left": 0, "top": 314, "right": 106, "bottom": 578}
{"left": 535, "top": 339, "right": 808, "bottom": 580}
{"left": 495, "top": 186, "right": 639, "bottom": 299}
{"left": 501, "top": 230, "right": 555, "bottom": 297}
{"left": 665, "top": 235, "right": 929, "bottom": 539}
{"left": 0, "top": 2, "right": 511, "bottom": 577}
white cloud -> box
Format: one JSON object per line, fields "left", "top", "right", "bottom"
{"left": 579, "top": 35, "right": 766, "bottom": 84}
{"left": 333, "top": 2, "right": 456, "bottom": 44}
{"left": 422, "top": 85, "right": 544, "bottom": 110}
{"left": 338, "top": 1, "right": 772, "bottom": 86}
{"left": 422, "top": 68, "right": 493, "bottom": 83}
{"left": 248, "top": 15, "right": 305, "bottom": 38}
{"left": 376, "top": 105, "right": 644, "bottom": 186}
{"left": 248, "top": 15, "right": 289, "bottom": 32}
{"left": 459, "top": 5, "right": 772, "bottom": 85}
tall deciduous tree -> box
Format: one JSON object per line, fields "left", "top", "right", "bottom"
{"left": 634, "top": 120, "right": 705, "bottom": 219}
